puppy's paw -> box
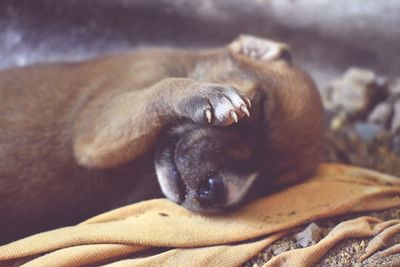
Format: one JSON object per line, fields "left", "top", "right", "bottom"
{"left": 229, "top": 35, "right": 291, "bottom": 63}
{"left": 178, "top": 83, "right": 251, "bottom": 126}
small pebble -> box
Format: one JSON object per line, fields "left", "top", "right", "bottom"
{"left": 389, "top": 78, "right": 400, "bottom": 95}
{"left": 328, "top": 68, "right": 378, "bottom": 117}
{"left": 273, "top": 243, "right": 290, "bottom": 255}
{"left": 295, "top": 222, "right": 322, "bottom": 248}
{"left": 331, "top": 115, "right": 346, "bottom": 130}
{"left": 390, "top": 135, "right": 400, "bottom": 156}
{"left": 390, "top": 100, "right": 400, "bottom": 133}
{"left": 367, "top": 102, "right": 392, "bottom": 128}
{"left": 354, "top": 122, "right": 384, "bottom": 142}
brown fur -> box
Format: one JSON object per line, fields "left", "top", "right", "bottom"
{"left": 0, "top": 36, "right": 324, "bottom": 244}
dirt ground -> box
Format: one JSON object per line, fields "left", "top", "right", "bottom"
{"left": 243, "top": 70, "right": 400, "bottom": 266}
{"left": 244, "top": 208, "right": 400, "bottom": 267}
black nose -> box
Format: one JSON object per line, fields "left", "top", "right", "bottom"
{"left": 196, "top": 177, "right": 226, "bottom": 207}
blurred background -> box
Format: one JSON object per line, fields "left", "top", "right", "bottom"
{"left": 1, "top": 0, "right": 400, "bottom": 174}
{"left": 1, "top": 0, "right": 399, "bottom": 85}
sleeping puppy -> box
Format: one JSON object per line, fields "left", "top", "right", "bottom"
{"left": 0, "top": 35, "right": 324, "bottom": 244}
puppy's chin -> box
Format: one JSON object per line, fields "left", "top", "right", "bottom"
{"left": 155, "top": 122, "right": 261, "bottom": 213}
{"left": 154, "top": 156, "right": 237, "bottom": 214}
{"left": 180, "top": 194, "right": 228, "bottom": 214}
{"left": 154, "top": 161, "right": 258, "bottom": 214}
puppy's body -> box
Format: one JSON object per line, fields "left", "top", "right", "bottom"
{"left": 0, "top": 36, "right": 324, "bottom": 244}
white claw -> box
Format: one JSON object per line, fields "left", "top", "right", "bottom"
{"left": 230, "top": 110, "right": 238, "bottom": 123}
{"left": 240, "top": 105, "right": 250, "bottom": 117}
{"left": 244, "top": 97, "right": 252, "bottom": 108}
{"left": 205, "top": 109, "right": 212, "bottom": 123}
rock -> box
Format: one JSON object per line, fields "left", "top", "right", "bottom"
{"left": 328, "top": 68, "right": 379, "bottom": 117}
{"left": 354, "top": 122, "right": 384, "bottom": 142}
{"left": 272, "top": 243, "right": 290, "bottom": 255}
{"left": 354, "top": 243, "right": 361, "bottom": 253}
{"left": 330, "top": 114, "right": 345, "bottom": 130}
{"left": 262, "top": 251, "right": 270, "bottom": 262}
{"left": 389, "top": 78, "right": 400, "bottom": 96}
{"left": 263, "top": 245, "right": 273, "bottom": 257}
{"left": 390, "top": 100, "right": 400, "bottom": 133}
{"left": 375, "top": 75, "right": 388, "bottom": 90}
{"left": 320, "top": 86, "right": 335, "bottom": 110}
{"left": 367, "top": 102, "right": 392, "bottom": 129}
{"left": 390, "top": 133, "right": 400, "bottom": 156}
{"left": 344, "top": 68, "right": 375, "bottom": 85}
{"left": 295, "top": 222, "right": 322, "bottom": 248}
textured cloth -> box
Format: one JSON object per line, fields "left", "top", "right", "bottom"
{"left": 0, "top": 163, "right": 399, "bottom": 266}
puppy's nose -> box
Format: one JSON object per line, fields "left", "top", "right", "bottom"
{"left": 196, "top": 177, "right": 225, "bottom": 207}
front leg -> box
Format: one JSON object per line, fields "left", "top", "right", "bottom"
{"left": 73, "top": 78, "right": 251, "bottom": 168}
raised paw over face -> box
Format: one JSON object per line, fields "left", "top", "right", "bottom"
{"left": 177, "top": 83, "right": 251, "bottom": 126}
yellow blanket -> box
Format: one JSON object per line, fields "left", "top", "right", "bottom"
{"left": 1, "top": 163, "right": 400, "bottom": 266}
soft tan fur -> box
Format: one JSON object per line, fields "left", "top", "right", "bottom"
{"left": 0, "top": 35, "right": 324, "bottom": 244}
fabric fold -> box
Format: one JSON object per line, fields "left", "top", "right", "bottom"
{"left": 0, "top": 163, "right": 399, "bottom": 266}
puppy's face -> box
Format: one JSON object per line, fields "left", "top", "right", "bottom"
{"left": 154, "top": 36, "right": 324, "bottom": 213}
{"left": 155, "top": 121, "right": 263, "bottom": 213}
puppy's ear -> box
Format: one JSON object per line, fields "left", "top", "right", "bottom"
{"left": 228, "top": 35, "right": 292, "bottom": 63}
